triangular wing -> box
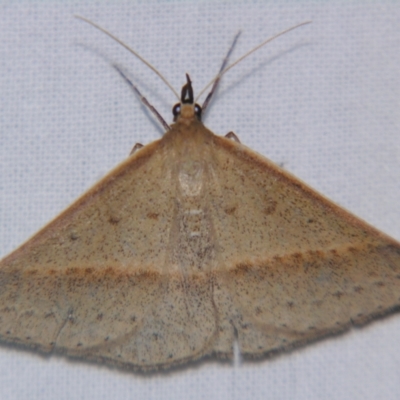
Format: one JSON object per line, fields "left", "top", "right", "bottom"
{"left": 208, "top": 134, "right": 400, "bottom": 358}
{"left": 0, "top": 138, "right": 218, "bottom": 370}
{"left": 1, "top": 125, "right": 399, "bottom": 370}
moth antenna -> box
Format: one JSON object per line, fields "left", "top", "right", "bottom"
{"left": 195, "top": 21, "right": 312, "bottom": 105}
{"left": 75, "top": 15, "right": 180, "bottom": 101}
{"left": 201, "top": 30, "right": 241, "bottom": 114}
{"left": 113, "top": 65, "right": 170, "bottom": 131}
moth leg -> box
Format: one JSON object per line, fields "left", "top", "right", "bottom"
{"left": 225, "top": 132, "right": 240, "bottom": 143}
{"left": 130, "top": 143, "right": 144, "bottom": 155}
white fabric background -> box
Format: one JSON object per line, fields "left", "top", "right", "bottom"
{"left": 0, "top": 1, "right": 400, "bottom": 399}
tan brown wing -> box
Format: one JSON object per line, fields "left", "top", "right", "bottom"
{"left": 208, "top": 134, "right": 400, "bottom": 357}
{"left": 1, "top": 117, "right": 400, "bottom": 370}
{"left": 0, "top": 136, "right": 219, "bottom": 370}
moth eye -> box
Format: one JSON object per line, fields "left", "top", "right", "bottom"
{"left": 172, "top": 104, "right": 181, "bottom": 117}
{"left": 194, "top": 104, "right": 202, "bottom": 119}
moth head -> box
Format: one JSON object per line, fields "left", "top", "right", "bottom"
{"left": 172, "top": 74, "right": 202, "bottom": 122}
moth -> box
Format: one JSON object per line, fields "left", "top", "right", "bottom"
{"left": 0, "top": 19, "right": 399, "bottom": 372}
